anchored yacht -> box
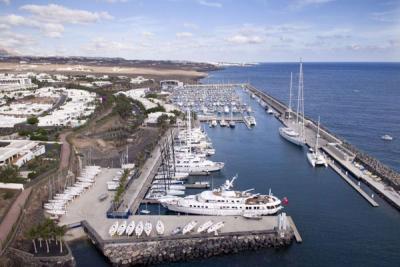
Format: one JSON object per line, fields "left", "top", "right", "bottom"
{"left": 306, "top": 117, "right": 328, "bottom": 167}
{"left": 279, "top": 62, "right": 306, "bottom": 147}
{"left": 159, "top": 176, "right": 283, "bottom": 216}
{"left": 279, "top": 127, "right": 305, "bottom": 147}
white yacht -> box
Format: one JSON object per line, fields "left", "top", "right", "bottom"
{"left": 159, "top": 176, "right": 283, "bottom": 216}
{"left": 174, "top": 156, "right": 224, "bottom": 175}
{"left": 279, "top": 127, "right": 305, "bottom": 147}
{"left": 220, "top": 119, "right": 228, "bottom": 127}
{"left": 224, "top": 106, "right": 230, "bottom": 114}
{"left": 244, "top": 116, "right": 256, "bottom": 128}
{"left": 306, "top": 117, "right": 328, "bottom": 167}
{"left": 279, "top": 63, "right": 306, "bottom": 147}
{"left": 381, "top": 134, "right": 393, "bottom": 141}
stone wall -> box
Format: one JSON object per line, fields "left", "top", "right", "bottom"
{"left": 6, "top": 245, "right": 75, "bottom": 267}
{"left": 103, "top": 231, "right": 293, "bottom": 266}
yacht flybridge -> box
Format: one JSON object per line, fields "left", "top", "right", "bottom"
{"left": 159, "top": 175, "right": 283, "bottom": 216}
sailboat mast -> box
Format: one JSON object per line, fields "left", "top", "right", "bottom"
{"left": 187, "top": 109, "right": 192, "bottom": 156}
{"left": 296, "top": 63, "right": 301, "bottom": 126}
{"left": 316, "top": 116, "right": 320, "bottom": 150}
{"left": 288, "top": 72, "right": 293, "bottom": 118}
{"left": 298, "top": 59, "right": 305, "bottom": 139}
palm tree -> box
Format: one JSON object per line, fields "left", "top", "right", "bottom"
{"left": 42, "top": 226, "right": 50, "bottom": 254}
{"left": 56, "top": 225, "right": 67, "bottom": 254}
{"left": 37, "top": 224, "right": 43, "bottom": 248}
{"left": 26, "top": 227, "right": 38, "bottom": 254}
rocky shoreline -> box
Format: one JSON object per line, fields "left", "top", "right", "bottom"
{"left": 103, "top": 230, "right": 293, "bottom": 266}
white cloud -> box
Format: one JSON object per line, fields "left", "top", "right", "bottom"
{"left": 0, "top": 4, "right": 113, "bottom": 39}
{"left": 142, "top": 31, "right": 154, "bottom": 37}
{"left": 41, "top": 23, "right": 64, "bottom": 38}
{"left": 291, "top": 0, "right": 334, "bottom": 9}
{"left": 0, "top": 24, "right": 10, "bottom": 30}
{"left": 183, "top": 22, "right": 199, "bottom": 29}
{"left": 176, "top": 32, "right": 193, "bottom": 38}
{"left": 83, "top": 37, "right": 135, "bottom": 53}
{"left": 103, "top": 0, "right": 128, "bottom": 3}
{"left": 371, "top": 10, "right": 400, "bottom": 23}
{"left": 0, "top": 0, "right": 10, "bottom": 5}
{"left": 226, "top": 34, "right": 264, "bottom": 44}
{"left": 197, "top": 0, "right": 222, "bottom": 8}
{"left": 20, "top": 4, "right": 113, "bottom": 24}
{"left": 0, "top": 14, "right": 28, "bottom": 26}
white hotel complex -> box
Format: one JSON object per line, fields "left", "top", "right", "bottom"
{"left": 0, "top": 74, "right": 38, "bottom": 92}
{"left": 0, "top": 140, "right": 45, "bottom": 168}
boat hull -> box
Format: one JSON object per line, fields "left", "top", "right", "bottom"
{"left": 279, "top": 127, "right": 304, "bottom": 147}
{"left": 162, "top": 203, "right": 282, "bottom": 216}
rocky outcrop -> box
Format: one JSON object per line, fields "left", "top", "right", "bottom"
{"left": 103, "top": 231, "right": 293, "bottom": 266}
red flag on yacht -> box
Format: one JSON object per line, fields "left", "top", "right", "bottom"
{"left": 282, "top": 197, "right": 289, "bottom": 205}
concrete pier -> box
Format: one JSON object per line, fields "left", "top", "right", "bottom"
{"left": 328, "top": 160, "right": 378, "bottom": 207}
{"left": 243, "top": 83, "right": 400, "bottom": 211}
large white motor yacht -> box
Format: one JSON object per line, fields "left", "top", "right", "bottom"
{"left": 159, "top": 176, "right": 283, "bottom": 216}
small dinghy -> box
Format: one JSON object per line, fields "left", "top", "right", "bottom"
{"left": 144, "top": 221, "right": 152, "bottom": 236}
{"left": 156, "top": 220, "right": 165, "bottom": 235}
{"left": 207, "top": 221, "right": 224, "bottom": 235}
{"left": 117, "top": 220, "right": 127, "bottom": 236}
{"left": 109, "top": 221, "right": 119, "bottom": 236}
{"left": 182, "top": 220, "right": 198, "bottom": 235}
{"left": 135, "top": 221, "right": 144, "bottom": 237}
{"left": 197, "top": 220, "right": 213, "bottom": 233}
{"left": 171, "top": 226, "right": 182, "bottom": 236}
{"left": 381, "top": 134, "right": 393, "bottom": 141}
{"left": 126, "top": 220, "right": 135, "bottom": 236}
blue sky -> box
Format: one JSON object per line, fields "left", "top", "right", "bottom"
{"left": 0, "top": 0, "right": 399, "bottom": 62}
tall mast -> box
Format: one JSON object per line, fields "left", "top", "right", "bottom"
{"left": 296, "top": 62, "right": 301, "bottom": 126}
{"left": 315, "top": 116, "right": 320, "bottom": 151}
{"left": 297, "top": 59, "right": 305, "bottom": 139}
{"left": 187, "top": 109, "right": 191, "bottom": 156}
{"left": 288, "top": 72, "right": 293, "bottom": 118}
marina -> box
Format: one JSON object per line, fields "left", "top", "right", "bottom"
{"left": 61, "top": 73, "right": 400, "bottom": 265}
{"left": 45, "top": 70, "right": 400, "bottom": 266}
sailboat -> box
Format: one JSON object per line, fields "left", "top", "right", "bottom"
{"left": 279, "top": 62, "right": 306, "bottom": 147}
{"left": 307, "top": 117, "right": 328, "bottom": 167}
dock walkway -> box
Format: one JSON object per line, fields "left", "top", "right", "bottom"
{"left": 328, "top": 160, "right": 378, "bottom": 207}
{"left": 117, "top": 129, "right": 176, "bottom": 215}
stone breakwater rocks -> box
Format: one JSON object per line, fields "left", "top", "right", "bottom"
{"left": 6, "top": 247, "right": 76, "bottom": 267}
{"left": 103, "top": 231, "right": 293, "bottom": 266}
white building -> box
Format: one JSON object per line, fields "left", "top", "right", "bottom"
{"left": 0, "top": 140, "right": 45, "bottom": 167}
{"left": 0, "top": 74, "right": 37, "bottom": 92}
{"left": 144, "top": 112, "right": 175, "bottom": 125}
{"left": 92, "top": 81, "right": 112, "bottom": 87}
{"left": 130, "top": 76, "right": 149, "bottom": 85}
{"left": 160, "top": 80, "right": 183, "bottom": 90}
{"left": 38, "top": 88, "right": 97, "bottom": 127}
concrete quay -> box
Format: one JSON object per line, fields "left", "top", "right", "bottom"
{"left": 81, "top": 215, "right": 295, "bottom": 266}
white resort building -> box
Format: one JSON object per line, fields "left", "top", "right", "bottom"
{"left": 0, "top": 74, "right": 38, "bottom": 92}
{"left": 0, "top": 140, "right": 45, "bottom": 167}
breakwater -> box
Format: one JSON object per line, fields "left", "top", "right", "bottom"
{"left": 82, "top": 220, "right": 294, "bottom": 266}
{"left": 244, "top": 83, "right": 400, "bottom": 210}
